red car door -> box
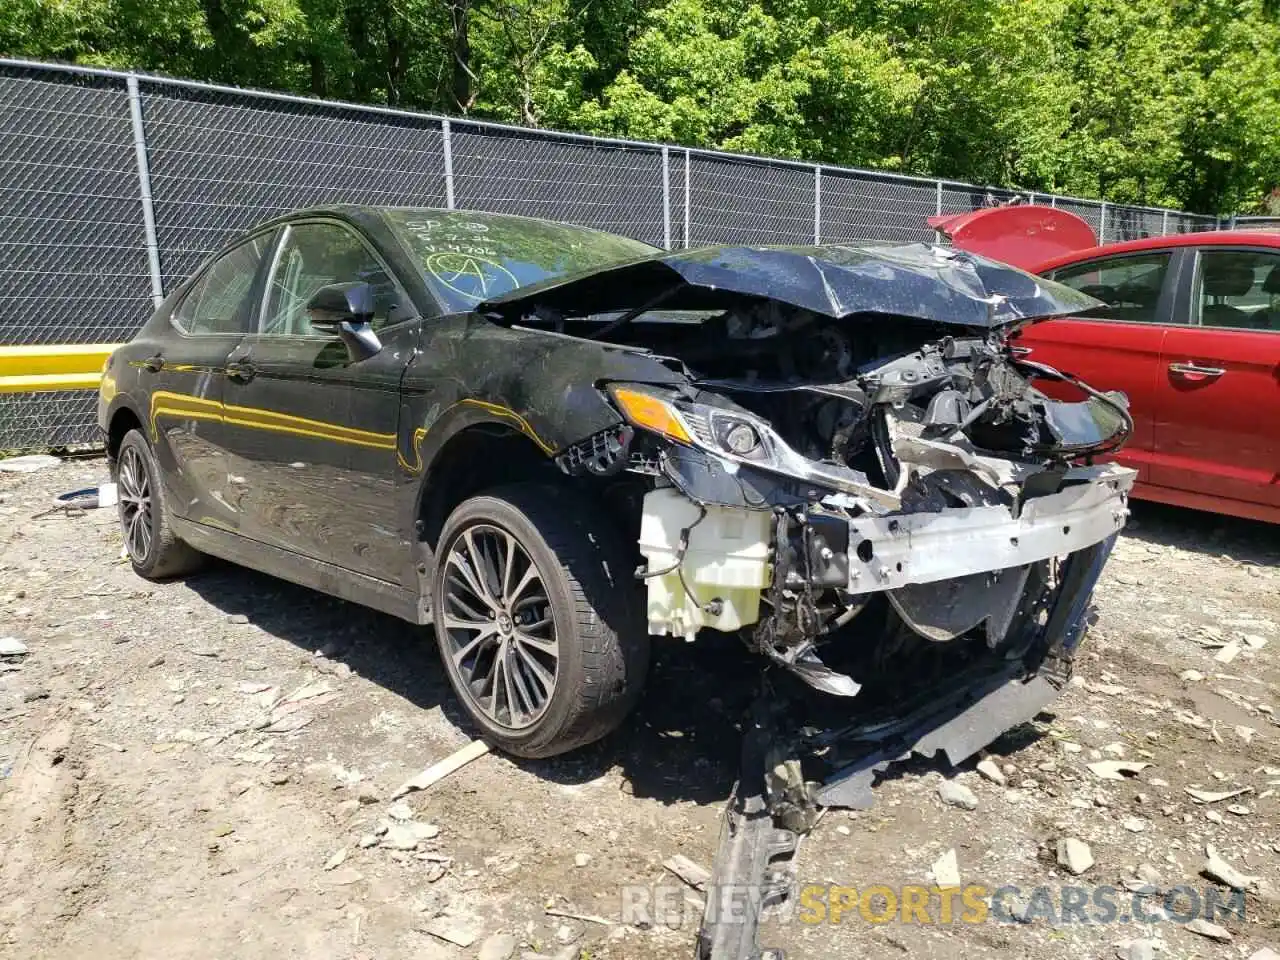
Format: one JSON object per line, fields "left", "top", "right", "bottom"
{"left": 1150, "top": 246, "right": 1280, "bottom": 512}
{"left": 1016, "top": 250, "right": 1179, "bottom": 483}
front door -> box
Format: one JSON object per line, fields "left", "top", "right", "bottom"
{"left": 145, "top": 231, "right": 275, "bottom": 530}
{"left": 1151, "top": 247, "right": 1280, "bottom": 510}
{"left": 1018, "top": 250, "right": 1179, "bottom": 483}
{"left": 220, "top": 219, "right": 416, "bottom": 583}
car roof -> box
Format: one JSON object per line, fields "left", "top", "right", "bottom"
{"left": 1032, "top": 229, "right": 1280, "bottom": 273}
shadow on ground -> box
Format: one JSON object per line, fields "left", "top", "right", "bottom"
{"left": 172, "top": 498, "right": 1237, "bottom": 809}
{"left": 183, "top": 560, "right": 751, "bottom": 808}
{"left": 1125, "top": 500, "right": 1279, "bottom": 566}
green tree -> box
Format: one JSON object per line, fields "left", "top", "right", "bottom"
{"left": 3, "top": 0, "right": 1279, "bottom": 213}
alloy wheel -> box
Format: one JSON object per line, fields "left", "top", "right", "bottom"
{"left": 117, "top": 445, "right": 153, "bottom": 562}
{"left": 440, "top": 523, "right": 560, "bottom": 729}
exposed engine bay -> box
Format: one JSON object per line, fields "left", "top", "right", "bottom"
{"left": 540, "top": 296, "right": 1134, "bottom": 706}
{"left": 483, "top": 242, "right": 1135, "bottom": 960}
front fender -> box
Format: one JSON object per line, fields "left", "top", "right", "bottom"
{"left": 399, "top": 315, "right": 689, "bottom": 476}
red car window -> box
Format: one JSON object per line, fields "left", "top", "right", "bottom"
{"left": 1051, "top": 253, "right": 1174, "bottom": 324}
{"left": 1194, "top": 249, "right": 1280, "bottom": 331}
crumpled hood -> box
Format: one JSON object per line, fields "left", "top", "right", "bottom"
{"left": 480, "top": 242, "right": 1102, "bottom": 328}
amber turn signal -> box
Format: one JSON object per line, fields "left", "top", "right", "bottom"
{"left": 610, "top": 387, "right": 692, "bottom": 445}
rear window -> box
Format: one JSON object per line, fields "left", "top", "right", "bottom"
{"left": 384, "top": 211, "right": 658, "bottom": 314}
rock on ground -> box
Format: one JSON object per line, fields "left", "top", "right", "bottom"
{"left": 1186, "top": 918, "right": 1233, "bottom": 943}
{"left": 937, "top": 780, "right": 978, "bottom": 810}
{"left": 478, "top": 932, "right": 518, "bottom": 960}
{"left": 1057, "top": 837, "right": 1094, "bottom": 876}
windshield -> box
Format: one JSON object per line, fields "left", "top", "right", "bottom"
{"left": 383, "top": 210, "right": 658, "bottom": 314}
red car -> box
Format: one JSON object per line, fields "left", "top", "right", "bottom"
{"left": 1015, "top": 231, "right": 1280, "bottom": 524}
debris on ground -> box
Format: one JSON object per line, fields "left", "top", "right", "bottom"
{"left": 931, "top": 849, "right": 961, "bottom": 887}
{"left": 380, "top": 821, "right": 440, "bottom": 850}
{"left": 0, "top": 454, "right": 59, "bottom": 473}
{"left": 1115, "top": 938, "right": 1158, "bottom": 960}
{"left": 1185, "top": 785, "right": 1252, "bottom": 803}
{"left": 1185, "top": 917, "right": 1233, "bottom": 943}
{"left": 281, "top": 679, "right": 332, "bottom": 705}
{"left": 543, "top": 907, "right": 615, "bottom": 926}
{"left": 1201, "top": 844, "right": 1259, "bottom": 890}
{"left": 1086, "top": 760, "right": 1151, "bottom": 780}
{"left": 663, "top": 854, "right": 711, "bottom": 891}
{"left": 421, "top": 917, "right": 480, "bottom": 948}
{"left": 937, "top": 779, "right": 979, "bottom": 810}
{"left": 976, "top": 758, "right": 1006, "bottom": 786}
{"left": 2, "top": 459, "right": 1279, "bottom": 960}
{"left": 0, "top": 636, "right": 28, "bottom": 657}
{"left": 477, "top": 932, "right": 518, "bottom": 960}
{"left": 391, "top": 739, "right": 491, "bottom": 799}
{"left": 1057, "top": 837, "right": 1094, "bottom": 876}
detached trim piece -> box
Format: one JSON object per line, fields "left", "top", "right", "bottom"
{"left": 698, "top": 704, "right": 798, "bottom": 960}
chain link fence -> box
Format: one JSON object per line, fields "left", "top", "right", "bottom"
{"left": 0, "top": 58, "right": 1229, "bottom": 450}
{"left": 1233, "top": 216, "right": 1280, "bottom": 230}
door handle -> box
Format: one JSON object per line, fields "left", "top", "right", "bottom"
{"left": 225, "top": 361, "right": 257, "bottom": 382}
{"left": 1168, "top": 361, "right": 1225, "bottom": 380}
{"left": 141, "top": 353, "right": 164, "bottom": 372}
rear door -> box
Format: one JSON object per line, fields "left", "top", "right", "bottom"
{"left": 147, "top": 231, "right": 275, "bottom": 529}
{"left": 1017, "top": 250, "right": 1180, "bottom": 482}
{"left": 1151, "top": 246, "right": 1280, "bottom": 509}
{"left": 220, "top": 219, "right": 418, "bottom": 583}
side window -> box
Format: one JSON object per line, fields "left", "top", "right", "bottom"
{"left": 1052, "top": 253, "right": 1173, "bottom": 324}
{"left": 1195, "top": 249, "right": 1280, "bottom": 331}
{"left": 171, "top": 234, "right": 272, "bottom": 336}
{"left": 260, "top": 222, "right": 411, "bottom": 336}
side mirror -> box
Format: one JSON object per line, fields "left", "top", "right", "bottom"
{"left": 305, "top": 281, "right": 382, "bottom": 361}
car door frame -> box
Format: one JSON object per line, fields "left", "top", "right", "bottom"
{"left": 1027, "top": 246, "right": 1189, "bottom": 483}
{"left": 1147, "top": 243, "right": 1280, "bottom": 517}
{"left": 218, "top": 215, "right": 424, "bottom": 583}
{"left": 143, "top": 227, "right": 280, "bottom": 530}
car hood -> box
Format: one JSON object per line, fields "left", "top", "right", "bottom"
{"left": 479, "top": 242, "right": 1102, "bottom": 328}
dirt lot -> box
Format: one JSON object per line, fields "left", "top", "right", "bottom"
{"left": 2, "top": 457, "right": 1279, "bottom": 960}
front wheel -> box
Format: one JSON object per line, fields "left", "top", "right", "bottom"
{"left": 431, "top": 483, "right": 649, "bottom": 758}
{"left": 114, "top": 429, "right": 204, "bottom": 579}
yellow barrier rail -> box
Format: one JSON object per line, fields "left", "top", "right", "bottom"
{"left": 0, "top": 344, "right": 118, "bottom": 393}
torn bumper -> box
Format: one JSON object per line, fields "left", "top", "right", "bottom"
{"left": 639, "top": 456, "right": 1134, "bottom": 646}
{"left": 844, "top": 463, "right": 1134, "bottom": 594}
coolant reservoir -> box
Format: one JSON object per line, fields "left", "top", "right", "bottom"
{"left": 638, "top": 487, "right": 773, "bottom": 641}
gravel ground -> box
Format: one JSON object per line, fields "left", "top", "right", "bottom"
{"left": 2, "top": 456, "right": 1279, "bottom": 960}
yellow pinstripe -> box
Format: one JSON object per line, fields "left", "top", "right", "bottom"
{"left": 148, "top": 392, "right": 554, "bottom": 474}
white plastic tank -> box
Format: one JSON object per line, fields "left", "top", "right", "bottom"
{"left": 637, "top": 487, "right": 773, "bottom": 641}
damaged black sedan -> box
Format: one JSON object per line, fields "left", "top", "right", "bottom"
{"left": 98, "top": 207, "right": 1134, "bottom": 766}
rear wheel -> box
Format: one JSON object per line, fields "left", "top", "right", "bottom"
{"left": 114, "top": 429, "right": 204, "bottom": 579}
{"left": 431, "top": 483, "right": 648, "bottom": 758}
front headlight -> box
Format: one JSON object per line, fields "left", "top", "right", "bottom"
{"left": 720, "top": 420, "right": 761, "bottom": 457}
{"left": 606, "top": 384, "right": 901, "bottom": 508}
{"left": 608, "top": 384, "right": 775, "bottom": 464}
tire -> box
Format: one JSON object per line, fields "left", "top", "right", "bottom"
{"left": 431, "top": 483, "right": 649, "bottom": 758}
{"left": 114, "top": 429, "right": 204, "bottom": 579}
